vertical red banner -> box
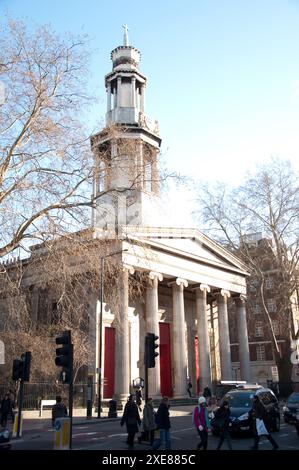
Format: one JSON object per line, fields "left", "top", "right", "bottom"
{"left": 159, "top": 323, "right": 173, "bottom": 397}
{"left": 104, "top": 327, "right": 115, "bottom": 398}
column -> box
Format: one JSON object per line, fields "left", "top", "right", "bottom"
{"left": 171, "top": 278, "right": 188, "bottom": 397}
{"left": 195, "top": 284, "right": 212, "bottom": 391}
{"left": 186, "top": 317, "right": 197, "bottom": 397}
{"left": 107, "top": 82, "right": 111, "bottom": 112}
{"left": 215, "top": 289, "right": 233, "bottom": 380}
{"left": 131, "top": 77, "right": 136, "bottom": 107}
{"left": 140, "top": 84, "right": 145, "bottom": 112}
{"left": 114, "top": 265, "right": 134, "bottom": 403}
{"left": 235, "top": 295, "right": 251, "bottom": 382}
{"left": 146, "top": 271, "right": 163, "bottom": 397}
{"left": 113, "top": 85, "right": 117, "bottom": 109}
{"left": 117, "top": 76, "right": 122, "bottom": 107}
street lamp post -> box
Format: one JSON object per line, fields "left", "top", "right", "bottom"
{"left": 97, "top": 248, "right": 128, "bottom": 418}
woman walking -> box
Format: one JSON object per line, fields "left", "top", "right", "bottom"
{"left": 138, "top": 397, "right": 156, "bottom": 445}
{"left": 120, "top": 395, "right": 141, "bottom": 449}
{"left": 192, "top": 396, "right": 211, "bottom": 450}
{"left": 215, "top": 401, "right": 232, "bottom": 450}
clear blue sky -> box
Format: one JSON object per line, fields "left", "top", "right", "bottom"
{"left": 1, "top": 0, "right": 299, "bottom": 224}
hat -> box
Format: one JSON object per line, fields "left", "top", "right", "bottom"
{"left": 198, "top": 396, "right": 206, "bottom": 405}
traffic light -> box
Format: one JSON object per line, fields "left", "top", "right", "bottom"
{"left": 22, "top": 351, "right": 31, "bottom": 382}
{"left": 12, "top": 359, "right": 23, "bottom": 381}
{"left": 55, "top": 330, "right": 73, "bottom": 384}
{"left": 146, "top": 332, "right": 159, "bottom": 368}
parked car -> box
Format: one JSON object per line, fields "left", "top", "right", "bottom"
{"left": 0, "top": 428, "right": 11, "bottom": 451}
{"left": 283, "top": 392, "right": 299, "bottom": 424}
{"left": 211, "top": 387, "right": 280, "bottom": 435}
{"left": 215, "top": 381, "right": 262, "bottom": 400}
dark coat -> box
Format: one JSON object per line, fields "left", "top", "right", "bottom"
{"left": 52, "top": 402, "right": 68, "bottom": 425}
{"left": 155, "top": 402, "right": 171, "bottom": 430}
{"left": 251, "top": 398, "right": 270, "bottom": 431}
{"left": 121, "top": 401, "right": 141, "bottom": 433}
{"left": 215, "top": 406, "right": 231, "bottom": 431}
{"left": 1, "top": 398, "right": 13, "bottom": 415}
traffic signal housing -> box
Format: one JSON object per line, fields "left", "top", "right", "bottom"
{"left": 146, "top": 332, "right": 159, "bottom": 368}
{"left": 22, "top": 351, "right": 31, "bottom": 382}
{"left": 12, "top": 359, "right": 23, "bottom": 381}
{"left": 55, "top": 330, "right": 73, "bottom": 384}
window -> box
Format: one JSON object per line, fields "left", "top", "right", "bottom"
{"left": 256, "top": 344, "right": 266, "bottom": 361}
{"left": 249, "top": 279, "right": 259, "bottom": 293}
{"left": 255, "top": 321, "right": 264, "bottom": 337}
{"left": 265, "top": 277, "right": 274, "bottom": 290}
{"left": 253, "top": 303, "right": 261, "bottom": 315}
{"left": 266, "top": 299, "right": 276, "bottom": 313}
{"left": 272, "top": 320, "right": 279, "bottom": 336}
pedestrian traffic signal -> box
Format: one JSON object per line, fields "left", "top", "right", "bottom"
{"left": 146, "top": 332, "right": 159, "bottom": 368}
{"left": 12, "top": 359, "right": 23, "bottom": 381}
{"left": 55, "top": 330, "right": 73, "bottom": 384}
{"left": 22, "top": 351, "right": 31, "bottom": 382}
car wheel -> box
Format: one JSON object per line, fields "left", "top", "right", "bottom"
{"left": 273, "top": 417, "right": 280, "bottom": 432}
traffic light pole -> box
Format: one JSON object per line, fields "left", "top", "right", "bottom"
{"left": 17, "top": 377, "right": 24, "bottom": 438}
{"left": 69, "top": 344, "right": 74, "bottom": 450}
{"left": 144, "top": 336, "right": 149, "bottom": 403}
{"left": 97, "top": 256, "right": 104, "bottom": 418}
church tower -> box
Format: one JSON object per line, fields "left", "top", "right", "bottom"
{"left": 91, "top": 27, "right": 162, "bottom": 235}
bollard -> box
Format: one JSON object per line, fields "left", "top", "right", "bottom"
{"left": 53, "top": 417, "right": 71, "bottom": 450}
{"left": 108, "top": 399, "right": 117, "bottom": 418}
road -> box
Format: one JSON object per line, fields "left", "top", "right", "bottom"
{"left": 10, "top": 414, "right": 299, "bottom": 451}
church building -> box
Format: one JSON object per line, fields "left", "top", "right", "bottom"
{"left": 88, "top": 28, "right": 252, "bottom": 404}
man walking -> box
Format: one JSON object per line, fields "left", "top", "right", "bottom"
{"left": 51, "top": 396, "right": 68, "bottom": 427}
{"left": 250, "top": 395, "right": 279, "bottom": 450}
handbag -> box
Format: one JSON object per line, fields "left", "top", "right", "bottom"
{"left": 256, "top": 418, "right": 269, "bottom": 436}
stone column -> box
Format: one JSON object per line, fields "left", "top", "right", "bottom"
{"left": 117, "top": 76, "right": 122, "bottom": 107}
{"left": 235, "top": 295, "right": 251, "bottom": 382}
{"left": 170, "top": 278, "right": 188, "bottom": 397}
{"left": 140, "top": 84, "right": 145, "bottom": 112}
{"left": 146, "top": 271, "right": 163, "bottom": 397}
{"left": 195, "top": 284, "right": 212, "bottom": 391}
{"left": 131, "top": 77, "right": 136, "bottom": 107}
{"left": 186, "top": 319, "right": 197, "bottom": 396}
{"left": 114, "top": 265, "right": 134, "bottom": 403}
{"left": 113, "top": 86, "right": 117, "bottom": 109}
{"left": 215, "top": 290, "right": 233, "bottom": 381}
{"left": 107, "top": 82, "right": 111, "bottom": 112}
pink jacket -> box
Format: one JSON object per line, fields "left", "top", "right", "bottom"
{"left": 193, "top": 405, "right": 211, "bottom": 431}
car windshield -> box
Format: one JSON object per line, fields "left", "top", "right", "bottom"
{"left": 287, "top": 393, "right": 299, "bottom": 404}
{"left": 223, "top": 393, "right": 254, "bottom": 408}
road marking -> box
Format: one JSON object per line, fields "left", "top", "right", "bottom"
{"left": 108, "top": 433, "right": 127, "bottom": 438}
{"left": 172, "top": 427, "right": 194, "bottom": 434}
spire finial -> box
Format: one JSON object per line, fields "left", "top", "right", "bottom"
{"left": 122, "top": 24, "right": 129, "bottom": 46}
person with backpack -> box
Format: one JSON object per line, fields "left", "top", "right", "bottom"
{"left": 214, "top": 400, "right": 233, "bottom": 450}
{"left": 192, "top": 396, "right": 211, "bottom": 450}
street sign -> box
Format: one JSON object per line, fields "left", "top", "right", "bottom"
{"left": 271, "top": 366, "right": 279, "bottom": 382}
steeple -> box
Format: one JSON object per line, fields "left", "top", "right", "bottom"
{"left": 91, "top": 30, "right": 163, "bottom": 234}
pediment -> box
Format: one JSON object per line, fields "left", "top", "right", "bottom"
{"left": 124, "top": 226, "right": 249, "bottom": 276}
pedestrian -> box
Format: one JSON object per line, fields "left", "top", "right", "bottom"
{"left": 152, "top": 396, "right": 171, "bottom": 450}
{"left": 138, "top": 397, "right": 156, "bottom": 445}
{"left": 0, "top": 393, "right": 14, "bottom": 428}
{"left": 214, "top": 400, "right": 232, "bottom": 450}
{"left": 51, "top": 396, "right": 68, "bottom": 427}
{"left": 120, "top": 394, "right": 141, "bottom": 449}
{"left": 192, "top": 396, "right": 211, "bottom": 450}
{"left": 250, "top": 395, "right": 279, "bottom": 450}
{"left": 135, "top": 386, "right": 143, "bottom": 412}
{"left": 187, "top": 381, "right": 192, "bottom": 398}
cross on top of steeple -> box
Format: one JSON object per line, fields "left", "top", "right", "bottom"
{"left": 122, "top": 24, "right": 129, "bottom": 46}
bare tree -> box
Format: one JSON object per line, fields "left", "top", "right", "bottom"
{"left": 0, "top": 18, "right": 94, "bottom": 259}
{"left": 195, "top": 157, "right": 299, "bottom": 385}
